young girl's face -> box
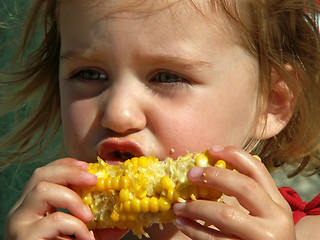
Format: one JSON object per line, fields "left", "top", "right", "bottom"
{"left": 59, "top": 0, "right": 261, "bottom": 163}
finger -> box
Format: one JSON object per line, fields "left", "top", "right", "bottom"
{"left": 188, "top": 166, "right": 278, "bottom": 217}
{"left": 19, "top": 181, "right": 93, "bottom": 222}
{"left": 31, "top": 211, "right": 95, "bottom": 240}
{"left": 207, "top": 146, "right": 283, "bottom": 203}
{"left": 27, "top": 159, "right": 97, "bottom": 189}
{"left": 174, "top": 200, "right": 263, "bottom": 240}
{"left": 174, "top": 216, "right": 239, "bottom": 240}
{"left": 9, "top": 159, "right": 97, "bottom": 221}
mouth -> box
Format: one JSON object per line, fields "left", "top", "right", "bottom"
{"left": 97, "top": 139, "right": 144, "bottom": 165}
{"left": 108, "top": 151, "right": 135, "bottom": 161}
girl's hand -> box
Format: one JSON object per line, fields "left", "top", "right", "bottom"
{"left": 4, "top": 158, "right": 127, "bottom": 240}
{"left": 173, "top": 145, "right": 296, "bottom": 240}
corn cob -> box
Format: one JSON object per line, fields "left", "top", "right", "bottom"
{"left": 75, "top": 151, "right": 256, "bottom": 238}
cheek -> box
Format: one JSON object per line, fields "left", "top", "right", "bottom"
{"left": 60, "top": 89, "right": 99, "bottom": 159}
{"left": 152, "top": 91, "right": 258, "bottom": 156}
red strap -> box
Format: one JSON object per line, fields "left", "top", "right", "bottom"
{"left": 279, "top": 187, "right": 320, "bottom": 224}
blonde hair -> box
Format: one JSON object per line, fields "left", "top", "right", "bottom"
{"left": 1, "top": 0, "right": 320, "bottom": 176}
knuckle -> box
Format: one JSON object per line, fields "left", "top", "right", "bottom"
{"left": 32, "top": 166, "right": 44, "bottom": 180}
{"left": 220, "top": 206, "right": 239, "bottom": 222}
{"left": 56, "top": 157, "right": 75, "bottom": 165}
{"left": 50, "top": 211, "right": 67, "bottom": 223}
{"left": 240, "top": 177, "right": 258, "bottom": 194}
{"left": 33, "top": 181, "right": 51, "bottom": 195}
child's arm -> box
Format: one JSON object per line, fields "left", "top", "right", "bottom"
{"left": 4, "top": 158, "right": 127, "bottom": 240}
{"left": 173, "top": 146, "right": 298, "bottom": 240}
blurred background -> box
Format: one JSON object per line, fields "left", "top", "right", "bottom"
{"left": 0, "top": 1, "right": 319, "bottom": 239}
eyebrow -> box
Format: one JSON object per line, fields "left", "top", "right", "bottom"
{"left": 60, "top": 48, "right": 99, "bottom": 62}
{"left": 60, "top": 49, "right": 212, "bottom": 69}
{"left": 140, "top": 55, "right": 212, "bottom": 69}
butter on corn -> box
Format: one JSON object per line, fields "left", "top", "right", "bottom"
{"left": 75, "top": 150, "right": 243, "bottom": 238}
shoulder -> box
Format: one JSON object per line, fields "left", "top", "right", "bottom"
{"left": 295, "top": 215, "right": 320, "bottom": 240}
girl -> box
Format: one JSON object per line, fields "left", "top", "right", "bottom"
{"left": 2, "top": 0, "right": 320, "bottom": 239}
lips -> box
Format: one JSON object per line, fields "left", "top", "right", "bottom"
{"left": 97, "top": 139, "right": 144, "bottom": 165}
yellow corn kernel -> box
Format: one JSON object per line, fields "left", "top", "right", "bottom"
{"left": 87, "top": 168, "right": 97, "bottom": 175}
{"left": 214, "top": 160, "right": 226, "bottom": 168}
{"left": 110, "top": 209, "right": 120, "bottom": 222}
{"left": 139, "top": 177, "right": 149, "bottom": 186}
{"left": 253, "top": 155, "right": 261, "bottom": 161}
{"left": 131, "top": 157, "right": 139, "bottom": 166}
{"left": 160, "top": 176, "right": 174, "bottom": 190}
{"left": 82, "top": 190, "right": 93, "bottom": 205}
{"left": 96, "top": 178, "right": 105, "bottom": 191}
{"left": 105, "top": 178, "right": 112, "bottom": 189}
{"left": 138, "top": 156, "right": 149, "bottom": 168}
{"left": 149, "top": 197, "right": 159, "bottom": 213}
{"left": 140, "top": 197, "right": 150, "bottom": 212}
{"left": 119, "top": 213, "right": 127, "bottom": 222}
{"left": 111, "top": 177, "right": 120, "bottom": 190}
{"left": 119, "top": 188, "right": 130, "bottom": 202}
{"left": 190, "top": 193, "right": 197, "bottom": 200}
{"left": 195, "top": 153, "right": 208, "bottom": 167}
{"left": 167, "top": 188, "right": 179, "bottom": 202}
{"left": 177, "top": 197, "right": 186, "bottom": 203}
{"left": 131, "top": 198, "right": 141, "bottom": 213}
{"left": 120, "top": 176, "right": 132, "bottom": 189}
{"left": 127, "top": 213, "right": 138, "bottom": 222}
{"left": 159, "top": 197, "right": 171, "bottom": 211}
{"left": 137, "top": 190, "right": 147, "bottom": 199}
{"left": 135, "top": 177, "right": 148, "bottom": 197}
{"left": 123, "top": 200, "right": 131, "bottom": 212}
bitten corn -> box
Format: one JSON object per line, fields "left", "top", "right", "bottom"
{"left": 75, "top": 150, "right": 252, "bottom": 238}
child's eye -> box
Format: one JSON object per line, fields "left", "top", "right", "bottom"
{"left": 152, "top": 71, "right": 187, "bottom": 84}
{"left": 72, "top": 69, "right": 108, "bottom": 81}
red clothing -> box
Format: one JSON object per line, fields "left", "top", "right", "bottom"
{"left": 279, "top": 187, "right": 320, "bottom": 224}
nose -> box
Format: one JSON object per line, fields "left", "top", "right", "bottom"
{"left": 100, "top": 82, "right": 147, "bottom": 135}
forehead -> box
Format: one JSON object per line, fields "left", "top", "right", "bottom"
{"left": 58, "top": 0, "right": 243, "bottom": 53}
{"left": 58, "top": 0, "right": 236, "bottom": 33}
{"left": 59, "top": 0, "right": 212, "bottom": 16}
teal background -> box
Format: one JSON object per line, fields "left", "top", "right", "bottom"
{"left": 0, "top": 1, "right": 62, "bottom": 238}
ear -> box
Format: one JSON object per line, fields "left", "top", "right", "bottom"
{"left": 254, "top": 67, "right": 295, "bottom": 140}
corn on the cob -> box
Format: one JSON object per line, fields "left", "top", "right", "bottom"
{"left": 75, "top": 151, "right": 253, "bottom": 238}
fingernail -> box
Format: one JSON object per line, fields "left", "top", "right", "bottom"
{"left": 173, "top": 202, "right": 186, "bottom": 213}
{"left": 211, "top": 145, "right": 224, "bottom": 152}
{"left": 83, "top": 205, "right": 93, "bottom": 218}
{"left": 81, "top": 171, "right": 96, "bottom": 181}
{"left": 188, "top": 167, "right": 203, "bottom": 179}
{"left": 175, "top": 217, "right": 187, "bottom": 227}
{"left": 73, "top": 160, "right": 89, "bottom": 169}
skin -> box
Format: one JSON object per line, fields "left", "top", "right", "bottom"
{"left": 5, "top": 0, "right": 320, "bottom": 239}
